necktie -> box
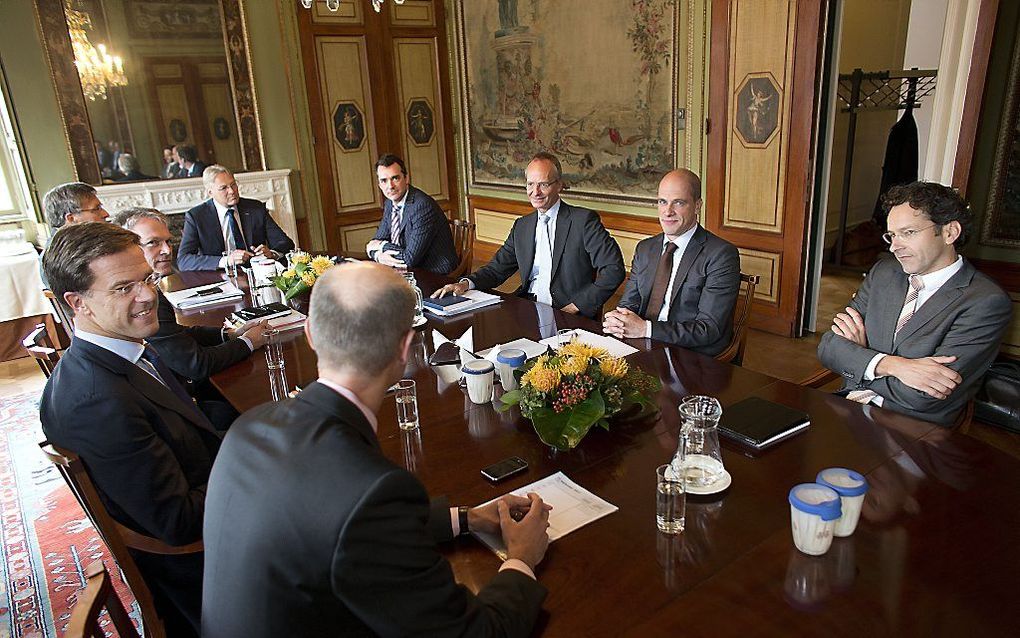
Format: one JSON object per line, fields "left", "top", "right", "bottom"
{"left": 644, "top": 242, "right": 678, "bottom": 320}
{"left": 531, "top": 213, "right": 553, "bottom": 306}
{"left": 847, "top": 275, "right": 925, "bottom": 405}
{"left": 225, "top": 208, "right": 246, "bottom": 251}
{"left": 390, "top": 204, "right": 403, "bottom": 244}
{"left": 139, "top": 346, "right": 209, "bottom": 425}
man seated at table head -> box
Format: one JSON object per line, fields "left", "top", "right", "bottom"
{"left": 203, "top": 261, "right": 551, "bottom": 638}
{"left": 817, "top": 181, "right": 1011, "bottom": 426}
{"left": 365, "top": 153, "right": 459, "bottom": 273}
{"left": 602, "top": 169, "right": 741, "bottom": 356}
{"left": 432, "top": 151, "right": 625, "bottom": 319}
{"left": 40, "top": 221, "right": 221, "bottom": 636}
{"left": 176, "top": 144, "right": 207, "bottom": 178}
{"left": 177, "top": 164, "right": 295, "bottom": 271}
{"left": 115, "top": 206, "right": 268, "bottom": 427}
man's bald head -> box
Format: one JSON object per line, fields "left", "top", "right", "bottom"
{"left": 656, "top": 169, "right": 703, "bottom": 238}
{"left": 307, "top": 262, "right": 415, "bottom": 375}
{"left": 659, "top": 169, "right": 701, "bottom": 202}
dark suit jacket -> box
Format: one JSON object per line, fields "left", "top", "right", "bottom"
{"left": 619, "top": 226, "right": 741, "bottom": 356}
{"left": 467, "top": 202, "right": 625, "bottom": 319}
{"left": 372, "top": 185, "right": 458, "bottom": 274}
{"left": 180, "top": 162, "right": 207, "bottom": 178}
{"left": 150, "top": 290, "right": 250, "bottom": 382}
{"left": 177, "top": 197, "right": 295, "bottom": 271}
{"left": 202, "top": 382, "right": 546, "bottom": 638}
{"left": 818, "top": 257, "right": 1012, "bottom": 425}
{"left": 40, "top": 337, "right": 223, "bottom": 629}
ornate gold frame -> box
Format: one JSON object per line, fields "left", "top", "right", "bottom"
{"left": 980, "top": 23, "right": 1020, "bottom": 248}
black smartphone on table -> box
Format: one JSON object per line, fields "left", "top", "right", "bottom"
{"left": 481, "top": 456, "right": 529, "bottom": 482}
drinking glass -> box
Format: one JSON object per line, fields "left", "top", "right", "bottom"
{"left": 264, "top": 328, "right": 285, "bottom": 371}
{"left": 677, "top": 395, "right": 725, "bottom": 488}
{"left": 395, "top": 379, "right": 419, "bottom": 431}
{"left": 656, "top": 464, "right": 686, "bottom": 534}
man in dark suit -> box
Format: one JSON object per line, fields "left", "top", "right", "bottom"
{"left": 116, "top": 207, "right": 268, "bottom": 428}
{"left": 603, "top": 169, "right": 741, "bottom": 356}
{"left": 203, "top": 262, "right": 550, "bottom": 637}
{"left": 40, "top": 222, "right": 221, "bottom": 636}
{"left": 176, "top": 145, "right": 207, "bottom": 178}
{"left": 432, "top": 152, "right": 625, "bottom": 319}
{"left": 177, "top": 165, "right": 294, "bottom": 271}
{"left": 39, "top": 181, "right": 111, "bottom": 288}
{"left": 365, "top": 154, "right": 458, "bottom": 273}
{"left": 818, "top": 181, "right": 1012, "bottom": 426}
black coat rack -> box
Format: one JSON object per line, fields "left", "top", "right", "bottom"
{"left": 832, "top": 67, "right": 938, "bottom": 266}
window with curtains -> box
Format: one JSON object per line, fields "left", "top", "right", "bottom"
{"left": 0, "top": 70, "right": 33, "bottom": 222}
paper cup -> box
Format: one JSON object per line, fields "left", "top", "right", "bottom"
{"left": 496, "top": 348, "right": 527, "bottom": 391}
{"left": 462, "top": 360, "right": 494, "bottom": 404}
{"left": 816, "top": 468, "right": 869, "bottom": 537}
{"left": 788, "top": 483, "right": 841, "bottom": 556}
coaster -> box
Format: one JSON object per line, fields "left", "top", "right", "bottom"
{"left": 412, "top": 315, "right": 428, "bottom": 328}
{"left": 685, "top": 469, "right": 732, "bottom": 495}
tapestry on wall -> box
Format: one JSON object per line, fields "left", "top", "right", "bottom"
{"left": 982, "top": 24, "right": 1020, "bottom": 247}
{"left": 458, "top": 0, "right": 680, "bottom": 203}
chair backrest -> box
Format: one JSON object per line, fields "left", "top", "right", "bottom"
{"left": 43, "top": 288, "right": 75, "bottom": 346}
{"left": 715, "top": 273, "right": 759, "bottom": 366}
{"left": 38, "top": 443, "right": 204, "bottom": 638}
{"left": 67, "top": 560, "right": 141, "bottom": 638}
{"left": 447, "top": 219, "right": 475, "bottom": 279}
{"left": 22, "top": 323, "right": 60, "bottom": 377}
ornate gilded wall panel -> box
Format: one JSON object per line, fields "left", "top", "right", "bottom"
{"left": 393, "top": 38, "right": 449, "bottom": 201}
{"left": 391, "top": 0, "right": 435, "bottom": 26}
{"left": 310, "top": 0, "right": 363, "bottom": 24}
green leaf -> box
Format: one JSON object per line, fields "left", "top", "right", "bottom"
{"left": 284, "top": 281, "right": 309, "bottom": 300}
{"left": 497, "top": 389, "right": 522, "bottom": 412}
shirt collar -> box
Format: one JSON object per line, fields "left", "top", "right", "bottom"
{"left": 538, "top": 198, "right": 562, "bottom": 221}
{"left": 74, "top": 329, "right": 146, "bottom": 364}
{"left": 394, "top": 190, "right": 409, "bottom": 210}
{"left": 213, "top": 200, "right": 234, "bottom": 217}
{"left": 915, "top": 255, "right": 964, "bottom": 291}
{"left": 662, "top": 223, "right": 698, "bottom": 249}
{"left": 317, "top": 377, "right": 379, "bottom": 432}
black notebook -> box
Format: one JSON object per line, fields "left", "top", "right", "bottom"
{"left": 719, "top": 397, "right": 810, "bottom": 450}
{"left": 423, "top": 295, "right": 470, "bottom": 310}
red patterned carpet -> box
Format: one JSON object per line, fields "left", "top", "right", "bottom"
{"left": 0, "top": 392, "right": 141, "bottom": 637}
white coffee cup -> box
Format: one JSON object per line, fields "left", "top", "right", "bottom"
{"left": 250, "top": 257, "right": 280, "bottom": 286}
{"left": 496, "top": 348, "right": 527, "bottom": 391}
{"left": 462, "top": 359, "right": 495, "bottom": 405}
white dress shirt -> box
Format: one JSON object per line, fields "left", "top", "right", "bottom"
{"left": 644, "top": 225, "right": 699, "bottom": 338}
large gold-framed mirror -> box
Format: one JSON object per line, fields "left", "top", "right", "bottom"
{"left": 35, "top": 0, "right": 265, "bottom": 185}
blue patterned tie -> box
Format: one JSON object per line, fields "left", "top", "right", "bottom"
{"left": 139, "top": 346, "right": 210, "bottom": 425}
{"left": 225, "top": 208, "right": 246, "bottom": 250}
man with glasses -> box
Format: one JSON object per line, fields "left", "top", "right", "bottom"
{"left": 602, "top": 169, "right": 741, "bottom": 355}
{"left": 431, "top": 152, "right": 624, "bottom": 319}
{"left": 818, "top": 181, "right": 1011, "bottom": 425}
{"left": 40, "top": 181, "right": 111, "bottom": 287}
{"left": 40, "top": 222, "right": 219, "bottom": 636}
{"left": 116, "top": 207, "right": 268, "bottom": 429}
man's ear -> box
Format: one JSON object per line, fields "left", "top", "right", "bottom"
{"left": 398, "top": 330, "right": 414, "bottom": 365}
{"left": 303, "top": 321, "right": 315, "bottom": 351}
{"left": 64, "top": 291, "right": 88, "bottom": 318}
{"left": 65, "top": 212, "right": 78, "bottom": 224}
{"left": 943, "top": 220, "right": 962, "bottom": 245}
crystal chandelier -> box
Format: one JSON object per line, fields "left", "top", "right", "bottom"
{"left": 299, "top": 0, "right": 405, "bottom": 13}
{"left": 65, "top": 2, "right": 127, "bottom": 101}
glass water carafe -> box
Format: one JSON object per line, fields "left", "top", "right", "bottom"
{"left": 673, "top": 395, "right": 725, "bottom": 488}
{"left": 403, "top": 272, "right": 425, "bottom": 326}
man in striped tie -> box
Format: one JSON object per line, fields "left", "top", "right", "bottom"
{"left": 817, "top": 182, "right": 1011, "bottom": 426}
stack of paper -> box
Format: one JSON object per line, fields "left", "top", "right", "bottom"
{"left": 163, "top": 282, "right": 244, "bottom": 309}
{"left": 423, "top": 290, "right": 502, "bottom": 316}
{"left": 539, "top": 328, "right": 639, "bottom": 358}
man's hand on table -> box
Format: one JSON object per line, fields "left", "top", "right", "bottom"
{"left": 432, "top": 280, "right": 470, "bottom": 298}
{"left": 603, "top": 307, "right": 646, "bottom": 339}
{"left": 376, "top": 250, "right": 406, "bottom": 269}
{"left": 468, "top": 492, "right": 552, "bottom": 535}
{"left": 251, "top": 244, "right": 278, "bottom": 260}
{"left": 365, "top": 239, "right": 385, "bottom": 258}
{"left": 226, "top": 249, "right": 252, "bottom": 266}
{"left": 560, "top": 303, "right": 580, "bottom": 315}
{"left": 240, "top": 320, "right": 270, "bottom": 350}
{"left": 498, "top": 493, "right": 551, "bottom": 571}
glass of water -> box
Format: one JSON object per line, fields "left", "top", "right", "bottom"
{"left": 395, "top": 379, "right": 419, "bottom": 431}
{"left": 656, "top": 464, "right": 686, "bottom": 534}
{"left": 264, "top": 328, "right": 285, "bottom": 371}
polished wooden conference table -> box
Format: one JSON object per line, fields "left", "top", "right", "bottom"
{"left": 168, "top": 269, "right": 1020, "bottom": 637}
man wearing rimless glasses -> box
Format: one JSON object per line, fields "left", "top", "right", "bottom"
{"left": 818, "top": 181, "right": 1011, "bottom": 426}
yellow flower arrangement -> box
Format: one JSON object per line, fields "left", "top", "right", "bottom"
{"left": 560, "top": 355, "right": 589, "bottom": 377}
{"left": 521, "top": 363, "right": 561, "bottom": 393}
{"left": 291, "top": 252, "right": 311, "bottom": 264}
{"left": 272, "top": 252, "right": 335, "bottom": 300}
{"left": 599, "top": 357, "right": 630, "bottom": 380}
{"left": 310, "top": 256, "right": 333, "bottom": 276}
{"left": 558, "top": 340, "right": 608, "bottom": 361}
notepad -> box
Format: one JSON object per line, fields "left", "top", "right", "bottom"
{"left": 718, "top": 396, "right": 810, "bottom": 450}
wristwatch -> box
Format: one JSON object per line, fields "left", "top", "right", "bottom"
{"left": 458, "top": 506, "right": 470, "bottom": 536}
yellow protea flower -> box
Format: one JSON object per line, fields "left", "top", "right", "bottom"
{"left": 282, "top": 269, "right": 296, "bottom": 279}
{"left": 310, "top": 256, "right": 333, "bottom": 275}
{"left": 558, "top": 341, "right": 608, "bottom": 361}
{"left": 560, "top": 355, "right": 589, "bottom": 377}
{"left": 300, "top": 271, "right": 317, "bottom": 286}
{"left": 599, "top": 356, "right": 629, "bottom": 380}
{"left": 291, "top": 252, "right": 311, "bottom": 264}
{"left": 522, "top": 364, "right": 560, "bottom": 393}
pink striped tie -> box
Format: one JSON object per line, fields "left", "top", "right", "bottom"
{"left": 390, "top": 204, "right": 403, "bottom": 243}
{"left": 847, "top": 275, "right": 924, "bottom": 405}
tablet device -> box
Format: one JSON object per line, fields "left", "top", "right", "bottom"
{"left": 718, "top": 397, "right": 810, "bottom": 451}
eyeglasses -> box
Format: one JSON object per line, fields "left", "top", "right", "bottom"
{"left": 526, "top": 180, "right": 558, "bottom": 191}
{"left": 881, "top": 224, "right": 938, "bottom": 245}
{"left": 656, "top": 198, "right": 690, "bottom": 210}
{"left": 98, "top": 272, "right": 162, "bottom": 297}
{"left": 79, "top": 203, "right": 106, "bottom": 214}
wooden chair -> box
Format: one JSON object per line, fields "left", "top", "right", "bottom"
{"left": 22, "top": 322, "right": 60, "bottom": 377}
{"left": 67, "top": 560, "right": 140, "bottom": 638}
{"left": 39, "top": 443, "right": 204, "bottom": 638}
{"left": 715, "top": 273, "right": 759, "bottom": 366}
{"left": 447, "top": 219, "right": 475, "bottom": 279}
{"left": 43, "top": 288, "right": 74, "bottom": 347}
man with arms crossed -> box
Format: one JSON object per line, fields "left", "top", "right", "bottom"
{"left": 177, "top": 165, "right": 295, "bottom": 271}
{"left": 603, "top": 169, "right": 741, "bottom": 355}
{"left": 366, "top": 154, "right": 459, "bottom": 273}
{"left": 817, "top": 181, "right": 1011, "bottom": 425}
{"left": 203, "top": 262, "right": 550, "bottom": 637}
{"left": 40, "top": 222, "right": 220, "bottom": 636}
{"left": 432, "top": 152, "right": 625, "bottom": 320}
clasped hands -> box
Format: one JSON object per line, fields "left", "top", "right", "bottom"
{"left": 830, "top": 306, "right": 962, "bottom": 400}
{"left": 468, "top": 492, "right": 552, "bottom": 570}
{"left": 225, "top": 244, "right": 277, "bottom": 266}
{"left": 602, "top": 307, "right": 645, "bottom": 339}
{"left": 366, "top": 239, "right": 407, "bottom": 269}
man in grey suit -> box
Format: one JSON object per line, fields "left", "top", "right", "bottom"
{"left": 431, "top": 152, "right": 625, "bottom": 319}
{"left": 365, "top": 154, "right": 458, "bottom": 274}
{"left": 818, "top": 181, "right": 1011, "bottom": 426}
{"left": 203, "top": 262, "right": 551, "bottom": 637}
{"left": 603, "top": 169, "right": 741, "bottom": 356}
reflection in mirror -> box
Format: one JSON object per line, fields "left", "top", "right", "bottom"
{"left": 65, "top": 0, "right": 243, "bottom": 184}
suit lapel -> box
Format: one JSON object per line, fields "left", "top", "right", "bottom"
{"left": 238, "top": 201, "right": 253, "bottom": 249}
{"left": 297, "top": 382, "right": 380, "bottom": 451}
{"left": 637, "top": 235, "right": 664, "bottom": 312}
{"left": 203, "top": 201, "right": 226, "bottom": 254}
{"left": 666, "top": 226, "right": 707, "bottom": 310}
{"left": 893, "top": 261, "right": 973, "bottom": 349}
{"left": 874, "top": 267, "right": 907, "bottom": 352}
{"left": 518, "top": 213, "right": 538, "bottom": 282}
{"left": 400, "top": 188, "right": 418, "bottom": 235}
{"left": 550, "top": 203, "right": 572, "bottom": 280}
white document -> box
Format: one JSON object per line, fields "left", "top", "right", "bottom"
{"left": 477, "top": 338, "right": 548, "bottom": 363}
{"left": 539, "top": 328, "right": 639, "bottom": 358}
{"left": 472, "top": 472, "right": 618, "bottom": 560}
{"left": 163, "top": 281, "right": 244, "bottom": 309}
